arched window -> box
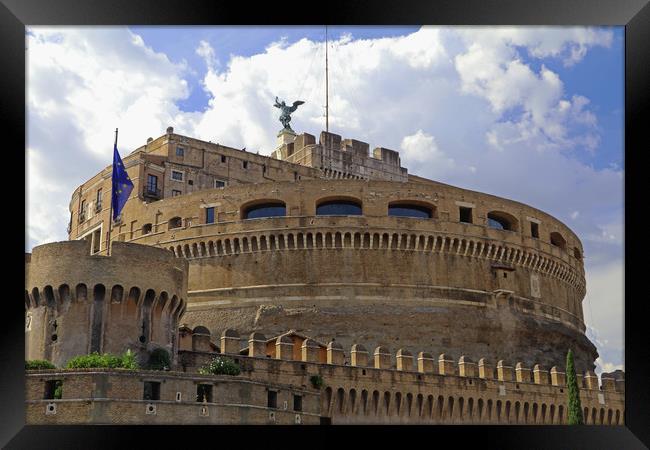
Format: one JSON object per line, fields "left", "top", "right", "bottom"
{"left": 550, "top": 232, "right": 567, "bottom": 249}
{"left": 242, "top": 201, "right": 286, "bottom": 219}
{"left": 316, "top": 198, "right": 362, "bottom": 216}
{"left": 487, "top": 211, "right": 518, "bottom": 232}
{"left": 142, "top": 223, "right": 153, "bottom": 235}
{"left": 388, "top": 202, "right": 433, "bottom": 219}
{"left": 168, "top": 217, "right": 182, "bottom": 230}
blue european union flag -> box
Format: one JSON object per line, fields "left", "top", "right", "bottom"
{"left": 112, "top": 144, "right": 134, "bottom": 221}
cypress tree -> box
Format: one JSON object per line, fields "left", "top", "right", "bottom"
{"left": 566, "top": 349, "right": 584, "bottom": 425}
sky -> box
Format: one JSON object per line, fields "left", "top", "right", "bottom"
{"left": 25, "top": 26, "right": 624, "bottom": 376}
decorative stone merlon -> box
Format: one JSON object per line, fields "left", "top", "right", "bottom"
{"left": 275, "top": 335, "right": 293, "bottom": 360}
{"left": 458, "top": 356, "right": 476, "bottom": 378}
{"left": 351, "top": 344, "right": 368, "bottom": 367}
{"left": 327, "top": 341, "right": 344, "bottom": 365}
{"left": 374, "top": 346, "right": 391, "bottom": 369}
{"left": 396, "top": 349, "right": 413, "bottom": 371}
{"left": 601, "top": 376, "right": 616, "bottom": 392}
{"left": 438, "top": 354, "right": 455, "bottom": 376}
{"left": 550, "top": 367, "right": 566, "bottom": 386}
{"left": 533, "top": 364, "right": 549, "bottom": 385}
{"left": 497, "top": 360, "right": 513, "bottom": 382}
{"left": 515, "top": 362, "right": 531, "bottom": 383}
{"left": 220, "top": 329, "right": 240, "bottom": 355}
{"left": 301, "top": 339, "right": 320, "bottom": 363}
{"left": 478, "top": 358, "right": 494, "bottom": 379}
{"left": 248, "top": 332, "right": 266, "bottom": 357}
{"left": 417, "top": 352, "right": 435, "bottom": 374}
{"left": 584, "top": 370, "right": 599, "bottom": 390}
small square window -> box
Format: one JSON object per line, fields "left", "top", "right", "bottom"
{"left": 293, "top": 394, "right": 302, "bottom": 412}
{"left": 206, "top": 207, "right": 215, "bottom": 224}
{"left": 459, "top": 207, "right": 473, "bottom": 224}
{"left": 44, "top": 380, "right": 63, "bottom": 400}
{"left": 176, "top": 147, "right": 185, "bottom": 157}
{"left": 214, "top": 180, "right": 225, "bottom": 188}
{"left": 171, "top": 171, "right": 184, "bottom": 181}
{"left": 531, "top": 222, "right": 539, "bottom": 238}
{"left": 188, "top": 180, "right": 193, "bottom": 186}
{"left": 143, "top": 381, "right": 161, "bottom": 401}
{"left": 172, "top": 190, "right": 182, "bottom": 197}
{"left": 197, "top": 384, "right": 213, "bottom": 403}
{"left": 267, "top": 390, "right": 277, "bottom": 409}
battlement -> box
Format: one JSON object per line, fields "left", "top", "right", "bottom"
{"left": 273, "top": 131, "right": 408, "bottom": 181}
{"left": 179, "top": 328, "right": 624, "bottom": 395}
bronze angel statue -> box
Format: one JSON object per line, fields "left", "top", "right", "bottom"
{"left": 274, "top": 96, "right": 305, "bottom": 131}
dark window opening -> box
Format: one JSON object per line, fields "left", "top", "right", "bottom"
{"left": 143, "top": 381, "right": 161, "bottom": 401}
{"left": 44, "top": 380, "right": 63, "bottom": 400}
{"left": 188, "top": 180, "right": 193, "bottom": 186}
{"left": 176, "top": 147, "right": 184, "bottom": 157}
{"left": 147, "top": 174, "right": 158, "bottom": 191}
{"left": 316, "top": 200, "right": 362, "bottom": 216}
{"left": 531, "top": 222, "right": 539, "bottom": 238}
{"left": 243, "top": 161, "right": 248, "bottom": 169}
{"left": 168, "top": 217, "right": 182, "bottom": 229}
{"left": 221, "top": 155, "right": 226, "bottom": 163}
{"left": 267, "top": 390, "right": 278, "bottom": 409}
{"left": 487, "top": 212, "right": 516, "bottom": 231}
{"left": 459, "top": 207, "right": 472, "bottom": 224}
{"left": 214, "top": 180, "right": 225, "bottom": 188}
{"left": 96, "top": 189, "right": 103, "bottom": 210}
{"left": 293, "top": 394, "right": 303, "bottom": 412}
{"left": 171, "top": 171, "right": 183, "bottom": 181}
{"left": 388, "top": 204, "right": 432, "bottom": 219}
{"left": 243, "top": 203, "right": 286, "bottom": 220}
{"left": 206, "top": 207, "right": 215, "bottom": 224}
{"left": 142, "top": 223, "right": 153, "bottom": 235}
{"left": 262, "top": 165, "right": 267, "bottom": 174}
{"left": 197, "top": 384, "right": 213, "bottom": 403}
{"left": 550, "top": 232, "right": 567, "bottom": 249}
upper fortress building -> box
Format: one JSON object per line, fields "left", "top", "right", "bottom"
{"left": 65, "top": 126, "right": 595, "bottom": 373}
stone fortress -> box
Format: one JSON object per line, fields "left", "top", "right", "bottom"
{"left": 25, "top": 126, "right": 625, "bottom": 425}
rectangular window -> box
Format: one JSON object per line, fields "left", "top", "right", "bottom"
{"left": 143, "top": 381, "right": 161, "bottom": 401}
{"left": 293, "top": 394, "right": 302, "bottom": 412}
{"left": 172, "top": 190, "right": 182, "bottom": 197}
{"left": 531, "top": 222, "right": 539, "bottom": 238}
{"left": 188, "top": 180, "right": 194, "bottom": 186}
{"left": 214, "top": 180, "right": 225, "bottom": 188}
{"left": 197, "top": 384, "right": 213, "bottom": 403}
{"left": 147, "top": 174, "right": 158, "bottom": 193}
{"left": 267, "top": 390, "right": 277, "bottom": 409}
{"left": 176, "top": 147, "right": 184, "bottom": 157}
{"left": 96, "top": 189, "right": 102, "bottom": 207}
{"left": 243, "top": 161, "right": 248, "bottom": 169}
{"left": 205, "top": 207, "right": 215, "bottom": 224}
{"left": 92, "top": 229, "right": 101, "bottom": 254}
{"left": 459, "top": 207, "right": 473, "bottom": 224}
{"left": 44, "top": 380, "right": 63, "bottom": 400}
{"left": 171, "top": 170, "right": 184, "bottom": 181}
{"left": 221, "top": 155, "right": 226, "bottom": 163}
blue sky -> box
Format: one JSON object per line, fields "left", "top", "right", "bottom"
{"left": 26, "top": 26, "right": 624, "bottom": 375}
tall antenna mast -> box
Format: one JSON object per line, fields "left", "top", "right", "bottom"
{"left": 325, "top": 25, "right": 329, "bottom": 133}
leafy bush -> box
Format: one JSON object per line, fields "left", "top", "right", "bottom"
{"left": 146, "top": 348, "right": 171, "bottom": 370}
{"left": 53, "top": 381, "right": 63, "bottom": 399}
{"left": 198, "top": 356, "right": 241, "bottom": 376}
{"left": 66, "top": 349, "right": 139, "bottom": 370}
{"left": 25, "top": 360, "right": 56, "bottom": 370}
{"left": 310, "top": 374, "right": 324, "bottom": 389}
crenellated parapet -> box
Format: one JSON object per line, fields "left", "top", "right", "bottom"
{"left": 174, "top": 328, "right": 624, "bottom": 425}
{"left": 25, "top": 240, "right": 188, "bottom": 367}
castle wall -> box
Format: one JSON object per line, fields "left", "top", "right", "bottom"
{"left": 25, "top": 241, "right": 188, "bottom": 367}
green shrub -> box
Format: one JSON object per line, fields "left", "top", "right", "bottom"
{"left": 66, "top": 349, "right": 139, "bottom": 370}
{"left": 146, "top": 348, "right": 171, "bottom": 370}
{"left": 25, "top": 360, "right": 56, "bottom": 370}
{"left": 310, "top": 374, "right": 324, "bottom": 389}
{"left": 53, "top": 381, "right": 63, "bottom": 399}
{"left": 198, "top": 356, "right": 241, "bottom": 376}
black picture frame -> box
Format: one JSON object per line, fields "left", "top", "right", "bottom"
{"left": 2, "top": 0, "right": 648, "bottom": 447}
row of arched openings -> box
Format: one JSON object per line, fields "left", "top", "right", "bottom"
{"left": 322, "top": 387, "right": 623, "bottom": 425}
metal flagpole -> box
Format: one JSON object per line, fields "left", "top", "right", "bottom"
{"left": 325, "top": 25, "right": 329, "bottom": 133}
{"left": 106, "top": 128, "right": 117, "bottom": 256}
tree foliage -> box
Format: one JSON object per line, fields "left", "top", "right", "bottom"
{"left": 146, "top": 348, "right": 171, "bottom": 370}
{"left": 66, "top": 349, "right": 138, "bottom": 370}
{"left": 25, "top": 360, "right": 56, "bottom": 370}
{"left": 566, "top": 348, "right": 584, "bottom": 425}
{"left": 198, "top": 356, "right": 241, "bottom": 376}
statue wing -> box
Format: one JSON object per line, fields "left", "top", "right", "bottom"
{"left": 274, "top": 97, "right": 282, "bottom": 108}
{"left": 289, "top": 100, "right": 305, "bottom": 112}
